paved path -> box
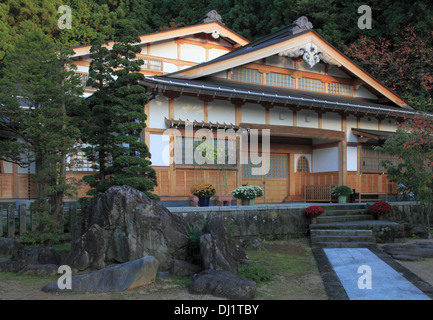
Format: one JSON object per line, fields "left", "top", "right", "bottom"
{"left": 323, "top": 248, "right": 431, "bottom": 300}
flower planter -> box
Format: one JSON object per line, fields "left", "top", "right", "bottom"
{"left": 338, "top": 196, "right": 347, "bottom": 204}
{"left": 199, "top": 197, "right": 210, "bottom": 207}
{"left": 241, "top": 198, "right": 250, "bottom": 205}
{"left": 249, "top": 199, "right": 255, "bottom": 205}
{"left": 311, "top": 217, "right": 317, "bottom": 224}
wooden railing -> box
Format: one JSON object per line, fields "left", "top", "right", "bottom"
{"left": 304, "top": 184, "right": 335, "bottom": 203}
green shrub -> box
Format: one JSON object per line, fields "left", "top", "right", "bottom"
{"left": 238, "top": 263, "right": 273, "bottom": 283}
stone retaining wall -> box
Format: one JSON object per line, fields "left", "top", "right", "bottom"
{"left": 169, "top": 204, "right": 311, "bottom": 240}
{"left": 388, "top": 202, "right": 432, "bottom": 236}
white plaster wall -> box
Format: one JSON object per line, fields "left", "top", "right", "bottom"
{"left": 266, "top": 55, "right": 295, "bottom": 69}
{"left": 380, "top": 118, "right": 398, "bottom": 132}
{"left": 173, "top": 96, "right": 204, "bottom": 122}
{"left": 346, "top": 115, "right": 358, "bottom": 142}
{"left": 269, "top": 106, "right": 294, "bottom": 126}
{"left": 208, "top": 100, "right": 236, "bottom": 124}
{"left": 360, "top": 116, "right": 379, "bottom": 130}
{"left": 312, "top": 147, "right": 339, "bottom": 172}
{"left": 149, "top": 40, "right": 178, "bottom": 60}
{"left": 149, "top": 134, "right": 170, "bottom": 166}
{"left": 210, "top": 70, "right": 227, "bottom": 79}
{"left": 297, "top": 110, "right": 319, "bottom": 128}
{"left": 328, "top": 65, "right": 351, "bottom": 78}
{"left": 163, "top": 62, "right": 178, "bottom": 73}
{"left": 3, "top": 161, "right": 13, "bottom": 174}
{"left": 180, "top": 44, "right": 206, "bottom": 63}
{"left": 18, "top": 163, "right": 36, "bottom": 174}
{"left": 149, "top": 96, "right": 169, "bottom": 129}
{"left": 241, "top": 103, "right": 266, "bottom": 124}
{"left": 294, "top": 154, "right": 312, "bottom": 172}
{"left": 321, "top": 112, "right": 341, "bottom": 131}
{"left": 298, "top": 60, "right": 325, "bottom": 74}
{"left": 347, "top": 146, "right": 358, "bottom": 171}
{"left": 209, "top": 48, "right": 229, "bottom": 61}
{"left": 355, "top": 86, "right": 378, "bottom": 100}
{"left": 75, "top": 65, "right": 89, "bottom": 73}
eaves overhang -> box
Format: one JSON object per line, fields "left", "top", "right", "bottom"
{"left": 140, "top": 76, "right": 430, "bottom": 119}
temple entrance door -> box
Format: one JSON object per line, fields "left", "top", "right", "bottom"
{"left": 241, "top": 153, "right": 288, "bottom": 203}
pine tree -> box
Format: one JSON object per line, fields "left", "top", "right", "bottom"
{"left": 81, "top": 20, "right": 159, "bottom": 199}
{"left": 0, "top": 30, "right": 83, "bottom": 244}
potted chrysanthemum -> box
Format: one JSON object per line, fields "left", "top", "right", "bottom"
{"left": 304, "top": 206, "right": 325, "bottom": 224}
{"left": 191, "top": 183, "right": 216, "bottom": 207}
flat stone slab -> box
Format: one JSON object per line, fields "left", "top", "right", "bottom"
{"left": 324, "top": 248, "right": 430, "bottom": 300}
{"left": 382, "top": 241, "right": 433, "bottom": 261}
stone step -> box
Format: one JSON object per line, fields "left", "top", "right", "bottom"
{"left": 321, "top": 209, "right": 369, "bottom": 217}
{"left": 310, "top": 234, "right": 376, "bottom": 243}
{"left": 311, "top": 241, "right": 377, "bottom": 249}
{"left": 310, "top": 229, "right": 373, "bottom": 236}
{"left": 316, "top": 214, "right": 374, "bottom": 223}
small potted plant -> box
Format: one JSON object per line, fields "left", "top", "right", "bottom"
{"left": 369, "top": 201, "right": 392, "bottom": 220}
{"left": 304, "top": 206, "right": 324, "bottom": 224}
{"left": 331, "top": 185, "right": 353, "bottom": 203}
{"left": 232, "top": 185, "right": 263, "bottom": 205}
{"left": 191, "top": 183, "right": 216, "bottom": 207}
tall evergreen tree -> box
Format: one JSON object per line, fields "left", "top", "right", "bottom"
{"left": 81, "top": 20, "right": 159, "bottom": 199}
{"left": 0, "top": 30, "right": 83, "bottom": 243}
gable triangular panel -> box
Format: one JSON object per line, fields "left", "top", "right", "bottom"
{"left": 165, "top": 17, "right": 411, "bottom": 110}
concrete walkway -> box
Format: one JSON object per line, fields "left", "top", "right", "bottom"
{"left": 322, "top": 248, "right": 431, "bottom": 300}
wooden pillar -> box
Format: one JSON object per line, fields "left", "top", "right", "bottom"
{"left": 338, "top": 141, "right": 347, "bottom": 185}
{"left": 13, "top": 163, "right": 19, "bottom": 198}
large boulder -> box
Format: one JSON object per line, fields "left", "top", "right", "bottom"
{"left": 64, "top": 224, "right": 106, "bottom": 272}
{"left": 189, "top": 269, "right": 256, "bottom": 300}
{"left": 72, "top": 185, "right": 189, "bottom": 268}
{"left": 42, "top": 256, "right": 158, "bottom": 292}
{"left": 0, "top": 246, "right": 61, "bottom": 273}
{"left": 199, "top": 216, "right": 247, "bottom": 274}
{"left": 0, "top": 237, "right": 24, "bottom": 255}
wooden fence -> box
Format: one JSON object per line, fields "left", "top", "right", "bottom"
{"left": 0, "top": 203, "right": 80, "bottom": 239}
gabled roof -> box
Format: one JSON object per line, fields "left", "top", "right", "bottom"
{"left": 164, "top": 17, "right": 412, "bottom": 110}
{"left": 70, "top": 21, "right": 249, "bottom": 58}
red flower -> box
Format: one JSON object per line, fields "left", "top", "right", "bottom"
{"left": 304, "top": 206, "right": 325, "bottom": 217}
{"left": 369, "top": 202, "right": 392, "bottom": 216}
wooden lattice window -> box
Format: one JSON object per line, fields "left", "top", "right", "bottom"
{"left": 232, "top": 68, "right": 262, "bottom": 84}
{"left": 328, "top": 83, "right": 352, "bottom": 96}
{"left": 361, "top": 146, "right": 398, "bottom": 172}
{"left": 266, "top": 73, "right": 295, "bottom": 88}
{"left": 296, "top": 156, "right": 310, "bottom": 173}
{"left": 298, "top": 78, "right": 325, "bottom": 92}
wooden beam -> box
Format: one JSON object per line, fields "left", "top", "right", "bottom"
{"left": 240, "top": 123, "right": 345, "bottom": 141}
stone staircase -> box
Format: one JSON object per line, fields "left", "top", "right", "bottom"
{"left": 309, "top": 205, "right": 378, "bottom": 249}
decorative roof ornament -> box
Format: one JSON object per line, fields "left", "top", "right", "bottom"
{"left": 200, "top": 10, "right": 225, "bottom": 25}
{"left": 290, "top": 16, "right": 313, "bottom": 34}
{"left": 279, "top": 42, "right": 341, "bottom": 68}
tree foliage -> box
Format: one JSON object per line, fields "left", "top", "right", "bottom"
{"left": 376, "top": 114, "right": 433, "bottom": 236}
{"left": 80, "top": 20, "right": 159, "bottom": 199}
{"left": 0, "top": 30, "right": 83, "bottom": 244}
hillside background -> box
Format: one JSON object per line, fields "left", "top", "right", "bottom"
{"left": 1, "top": 0, "right": 432, "bottom": 109}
